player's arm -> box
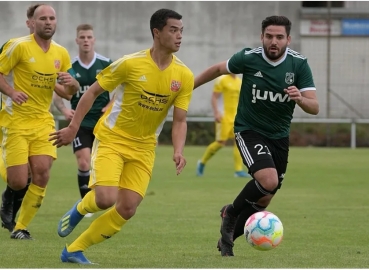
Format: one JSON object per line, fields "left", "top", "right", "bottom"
{"left": 194, "top": 61, "right": 229, "bottom": 90}
{"left": 52, "top": 92, "right": 74, "bottom": 121}
{"left": 284, "top": 60, "right": 319, "bottom": 115}
{"left": 172, "top": 106, "right": 188, "bottom": 175}
{"left": 0, "top": 42, "right": 28, "bottom": 105}
{"left": 54, "top": 83, "right": 72, "bottom": 100}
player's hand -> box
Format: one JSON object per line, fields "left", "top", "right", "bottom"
{"left": 10, "top": 90, "right": 28, "bottom": 105}
{"left": 214, "top": 112, "right": 222, "bottom": 123}
{"left": 173, "top": 153, "right": 186, "bottom": 175}
{"left": 284, "top": 86, "right": 303, "bottom": 104}
{"left": 62, "top": 108, "right": 75, "bottom": 121}
{"left": 49, "top": 126, "right": 78, "bottom": 148}
{"left": 57, "top": 72, "right": 74, "bottom": 86}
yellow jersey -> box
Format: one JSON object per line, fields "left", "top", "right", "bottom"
{"left": 95, "top": 49, "right": 194, "bottom": 150}
{"left": 213, "top": 74, "right": 242, "bottom": 123}
{"left": 0, "top": 34, "right": 72, "bottom": 129}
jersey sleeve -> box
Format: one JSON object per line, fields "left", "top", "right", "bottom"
{"left": 227, "top": 48, "right": 247, "bottom": 74}
{"left": 96, "top": 57, "right": 127, "bottom": 92}
{"left": 173, "top": 71, "right": 194, "bottom": 111}
{"left": 296, "top": 59, "right": 316, "bottom": 92}
{"left": 0, "top": 40, "right": 22, "bottom": 75}
{"left": 60, "top": 48, "right": 72, "bottom": 72}
{"left": 213, "top": 76, "right": 224, "bottom": 93}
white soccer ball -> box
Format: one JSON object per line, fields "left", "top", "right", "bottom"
{"left": 244, "top": 211, "right": 283, "bottom": 251}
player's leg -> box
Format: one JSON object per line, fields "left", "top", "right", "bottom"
{"left": 61, "top": 144, "right": 153, "bottom": 264}
{"left": 11, "top": 125, "right": 56, "bottom": 239}
{"left": 197, "top": 122, "right": 225, "bottom": 176}
{"left": 72, "top": 127, "right": 94, "bottom": 201}
{"left": 58, "top": 139, "right": 120, "bottom": 238}
{"left": 11, "top": 169, "right": 31, "bottom": 226}
{"left": 229, "top": 129, "right": 250, "bottom": 178}
{"left": 232, "top": 137, "right": 288, "bottom": 242}
{"left": 218, "top": 130, "right": 278, "bottom": 256}
{"left": 1, "top": 127, "right": 30, "bottom": 236}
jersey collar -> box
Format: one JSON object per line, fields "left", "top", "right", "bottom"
{"left": 261, "top": 47, "right": 288, "bottom": 67}
{"left": 76, "top": 52, "right": 97, "bottom": 69}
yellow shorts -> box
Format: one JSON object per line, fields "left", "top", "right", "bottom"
{"left": 1, "top": 125, "right": 57, "bottom": 168}
{"left": 215, "top": 121, "right": 234, "bottom": 141}
{"left": 89, "top": 139, "right": 155, "bottom": 198}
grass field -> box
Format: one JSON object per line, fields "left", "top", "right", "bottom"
{"left": 0, "top": 145, "right": 369, "bottom": 268}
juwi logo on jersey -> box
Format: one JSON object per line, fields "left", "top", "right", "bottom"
{"left": 251, "top": 84, "right": 290, "bottom": 103}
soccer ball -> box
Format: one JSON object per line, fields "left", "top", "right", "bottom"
{"left": 244, "top": 211, "right": 283, "bottom": 251}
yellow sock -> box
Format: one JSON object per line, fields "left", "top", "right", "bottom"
{"left": 68, "top": 207, "right": 127, "bottom": 252}
{"left": 201, "top": 141, "right": 223, "bottom": 164}
{"left": 233, "top": 143, "right": 243, "bottom": 172}
{"left": 14, "top": 183, "right": 46, "bottom": 231}
{"left": 76, "top": 189, "right": 102, "bottom": 215}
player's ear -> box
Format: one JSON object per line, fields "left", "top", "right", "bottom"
{"left": 26, "top": 19, "right": 30, "bottom": 28}
{"left": 75, "top": 38, "right": 78, "bottom": 45}
{"left": 153, "top": 28, "right": 160, "bottom": 38}
{"left": 287, "top": 35, "right": 291, "bottom": 46}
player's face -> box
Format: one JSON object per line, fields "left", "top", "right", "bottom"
{"left": 33, "top": 6, "right": 57, "bottom": 40}
{"left": 76, "top": 30, "right": 95, "bottom": 54}
{"left": 157, "top": 19, "right": 183, "bottom": 53}
{"left": 261, "top": 25, "right": 291, "bottom": 61}
{"left": 26, "top": 19, "right": 35, "bottom": 34}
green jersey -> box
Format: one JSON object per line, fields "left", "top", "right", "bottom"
{"left": 71, "top": 53, "right": 112, "bottom": 129}
{"left": 228, "top": 47, "right": 316, "bottom": 139}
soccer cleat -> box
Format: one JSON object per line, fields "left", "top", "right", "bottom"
{"left": 58, "top": 200, "right": 84, "bottom": 237}
{"left": 234, "top": 171, "right": 251, "bottom": 178}
{"left": 219, "top": 205, "right": 237, "bottom": 252}
{"left": 1, "top": 190, "right": 15, "bottom": 233}
{"left": 217, "top": 237, "right": 234, "bottom": 257}
{"left": 196, "top": 160, "right": 205, "bottom": 176}
{"left": 10, "top": 229, "right": 33, "bottom": 240}
{"left": 60, "top": 246, "right": 93, "bottom": 264}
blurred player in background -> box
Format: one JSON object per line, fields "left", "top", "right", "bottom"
{"left": 53, "top": 24, "right": 113, "bottom": 216}
{"left": 0, "top": 3, "right": 72, "bottom": 233}
{"left": 196, "top": 74, "right": 249, "bottom": 178}
{"left": 0, "top": 4, "right": 79, "bottom": 239}
{"left": 49, "top": 8, "right": 194, "bottom": 264}
{"left": 194, "top": 15, "right": 319, "bottom": 256}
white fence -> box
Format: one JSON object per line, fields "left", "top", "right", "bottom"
{"left": 54, "top": 116, "right": 369, "bottom": 149}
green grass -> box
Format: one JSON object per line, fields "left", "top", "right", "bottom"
{"left": 0, "top": 146, "right": 369, "bottom": 268}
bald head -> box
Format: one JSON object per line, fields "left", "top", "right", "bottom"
{"left": 32, "top": 4, "right": 57, "bottom": 40}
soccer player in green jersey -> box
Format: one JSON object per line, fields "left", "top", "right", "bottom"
{"left": 53, "top": 24, "right": 113, "bottom": 212}
{"left": 194, "top": 16, "right": 319, "bottom": 256}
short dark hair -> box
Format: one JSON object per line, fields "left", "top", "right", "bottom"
{"left": 150, "top": 8, "right": 182, "bottom": 39}
{"left": 26, "top": 3, "right": 45, "bottom": 19}
{"left": 262, "top": 16, "right": 292, "bottom": 36}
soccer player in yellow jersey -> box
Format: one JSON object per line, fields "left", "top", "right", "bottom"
{"left": 196, "top": 74, "right": 250, "bottom": 178}
{"left": 49, "top": 9, "right": 194, "bottom": 264}
{"left": 0, "top": 3, "right": 72, "bottom": 233}
{"left": 0, "top": 4, "right": 79, "bottom": 239}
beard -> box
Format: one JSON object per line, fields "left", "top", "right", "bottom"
{"left": 263, "top": 44, "right": 287, "bottom": 61}
{"left": 36, "top": 28, "right": 55, "bottom": 40}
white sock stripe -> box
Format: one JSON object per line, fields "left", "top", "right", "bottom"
{"left": 254, "top": 180, "right": 270, "bottom": 195}
{"left": 235, "top": 132, "right": 254, "bottom": 167}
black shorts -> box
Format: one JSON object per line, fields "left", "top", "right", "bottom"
{"left": 235, "top": 130, "right": 289, "bottom": 191}
{"left": 72, "top": 127, "right": 95, "bottom": 153}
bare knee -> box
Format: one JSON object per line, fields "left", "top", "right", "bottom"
{"left": 7, "top": 165, "right": 29, "bottom": 190}
{"left": 254, "top": 168, "right": 279, "bottom": 191}
{"left": 77, "top": 157, "right": 90, "bottom": 171}
{"left": 75, "top": 149, "right": 91, "bottom": 171}
{"left": 95, "top": 187, "right": 117, "bottom": 210}
{"left": 115, "top": 189, "right": 143, "bottom": 220}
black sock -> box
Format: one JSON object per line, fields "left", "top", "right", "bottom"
{"left": 12, "top": 177, "right": 31, "bottom": 221}
{"left": 3, "top": 185, "right": 14, "bottom": 200}
{"left": 227, "top": 179, "right": 270, "bottom": 217}
{"left": 232, "top": 203, "right": 266, "bottom": 241}
{"left": 78, "top": 169, "right": 90, "bottom": 199}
